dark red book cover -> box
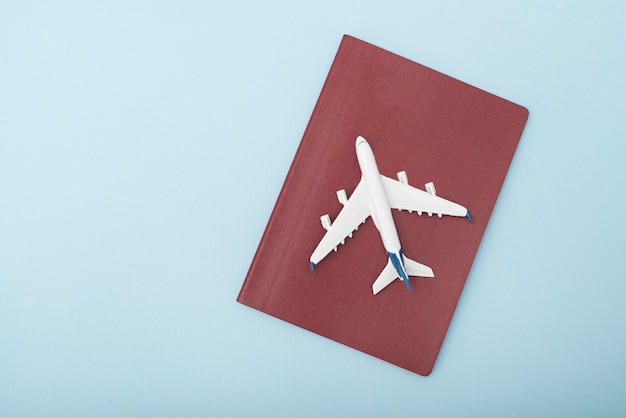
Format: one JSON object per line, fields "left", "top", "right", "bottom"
{"left": 237, "top": 35, "right": 528, "bottom": 376}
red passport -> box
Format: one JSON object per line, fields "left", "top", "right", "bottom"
{"left": 237, "top": 35, "right": 528, "bottom": 376}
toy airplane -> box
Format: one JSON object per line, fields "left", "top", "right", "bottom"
{"left": 310, "top": 136, "right": 472, "bottom": 294}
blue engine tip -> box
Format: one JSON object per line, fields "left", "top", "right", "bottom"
{"left": 466, "top": 211, "right": 473, "bottom": 222}
{"left": 310, "top": 262, "right": 316, "bottom": 272}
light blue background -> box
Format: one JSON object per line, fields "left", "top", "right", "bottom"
{"left": 1, "top": 1, "right": 625, "bottom": 416}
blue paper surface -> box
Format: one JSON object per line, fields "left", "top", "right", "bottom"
{"left": 1, "top": 1, "right": 625, "bottom": 416}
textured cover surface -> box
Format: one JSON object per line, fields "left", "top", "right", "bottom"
{"left": 237, "top": 35, "right": 528, "bottom": 376}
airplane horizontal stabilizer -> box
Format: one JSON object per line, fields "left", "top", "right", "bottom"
{"left": 372, "top": 259, "right": 398, "bottom": 295}
{"left": 404, "top": 256, "right": 434, "bottom": 278}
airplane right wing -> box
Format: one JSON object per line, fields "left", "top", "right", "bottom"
{"left": 310, "top": 179, "right": 370, "bottom": 268}
{"left": 381, "top": 175, "right": 468, "bottom": 218}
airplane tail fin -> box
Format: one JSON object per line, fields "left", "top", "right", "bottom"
{"left": 372, "top": 254, "right": 434, "bottom": 295}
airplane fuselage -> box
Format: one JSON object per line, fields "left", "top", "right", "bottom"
{"left": 356, "top": 137, "right": 402, "bottom": 254}
{"left": 355, "top": 137, "right": 411, "bottom": 288}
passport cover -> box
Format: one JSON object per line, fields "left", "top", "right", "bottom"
{"left": 237, "top": 35, "right": 528, "bottom": 376}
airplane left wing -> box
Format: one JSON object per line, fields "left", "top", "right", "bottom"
{"left": 310, "top": 179, "right": 370, "bottom": 268}
{"left": 381, "top": 176, "right": 468, "bottom": 218}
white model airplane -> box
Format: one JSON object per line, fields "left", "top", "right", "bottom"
{"left": 310, "top": 136, "right": 472, "bottom": 295}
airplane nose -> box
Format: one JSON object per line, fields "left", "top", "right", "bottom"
{"left": 356, "top": 136, "right": 367, "bottom": 146}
